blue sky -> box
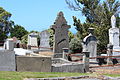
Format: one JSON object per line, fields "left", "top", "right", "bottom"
{"left": 0, "top": 0, "right": 86, "bottom": 33}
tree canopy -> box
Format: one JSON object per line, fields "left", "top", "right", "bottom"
{"left": 10, "top": 25, "right": 28, "bottom": 40}
{"left": 0, "top": 7, "right": 14, "bottom": 41}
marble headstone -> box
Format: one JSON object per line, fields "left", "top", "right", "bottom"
{"left": 109, "top": 15, "right": 120, "bottom": 56}
{"left": 39, "top": 30, "right": 51, "bottom": 51}
{"left": 51, "top": 11, "right": 70, "bottom": 53}
{"left": 28, "top": 32, "right": 38, "bottom": 47}
{"left": 82, "top": 28, "right": 97, "bottom": 62}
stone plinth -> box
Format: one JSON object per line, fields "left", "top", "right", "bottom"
{"left": 0, "top": 50, "right": 16, "bottom": 71}
{"left": 52, "top": 62, "right": 84, "bottom": 73}
{"left": 16, "top": 56, "right": 51, "bottom": 72}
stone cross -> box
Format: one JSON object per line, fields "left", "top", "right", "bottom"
{"left": 39, "top": 30, "right": 51, "bottom": 51}
{"left": 51, "top": 11, "right": 70, "bottom": 53}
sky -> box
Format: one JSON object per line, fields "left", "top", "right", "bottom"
{"left": 0, "top": 0, "right": 86, "bottom": 33}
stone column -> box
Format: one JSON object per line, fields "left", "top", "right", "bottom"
{"left": 107, "top": 44, "right": 113, "bottom": 65}
{"left": 62, "top": 48, "right": 69, "bottom": 60}
{"left": 83, "top": 51, "right": 90, "bottom": 72}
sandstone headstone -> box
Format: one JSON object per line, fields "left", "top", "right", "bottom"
{"left": 82, "top": 28, "right": 97, "bottom": 62}
{"left": 39, "top": 30, "right": 51, "bottom": 51}
{"left": 0, "top": 50, "right": 16, "bottom": 71}
{"left": 28, "top": 33, "right": 38, "bottom": 47}
{"left": 51, "top": 11, "right": 70, "bottom": 53}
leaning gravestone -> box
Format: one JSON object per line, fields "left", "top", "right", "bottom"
{"left": 82, "top": 28, "right": 97, "bottom": 62}
{"left": 39, "top": 30, "right": 51, "bottom": 51}
{"left": 28, "top": 32, "right": 38, "bottom": 47}
{"left": 51, "top": 11, "right": 70, "bottom": 54}
{"left": 0, "top": 50, "right": 16, "bottom": 71}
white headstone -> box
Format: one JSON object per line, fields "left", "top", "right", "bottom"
{"left": 39, "top": 30, "right": 51, "bottom": 51}
{"left": 109, "top": 28, "right": 119, "bottom": 46}
{"left": 109, "top": 15, "right": 120, "bottom": 56}
{"left": 28, "top": 33, "right": 38, "bottom": 46}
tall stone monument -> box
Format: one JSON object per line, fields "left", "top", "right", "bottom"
{"left": 51, "top": 11, "right": 70, "bottom": 53}
{"left": 28, "top": 32, "right": 38, "bottom": 47}
{"left": 82, "top": 28, "right": 97, "bottom": 62}
{"left": 39, "top": 30, "right": 51, "bottom": 51}
{"left": 109, "top": 15, "right": 120, "bottom": 56}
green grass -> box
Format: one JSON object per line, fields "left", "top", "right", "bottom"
{"left": 0, "top": 71, "right": 89, "bottom": 80}
{"left": 104, "top": 74, "right": 120, "bottom": 77}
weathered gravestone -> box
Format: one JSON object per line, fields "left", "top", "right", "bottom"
{"left": 0, "top": 50, "right": 16, "bottom": 71}
{"left": 51, "top": 11, "right": 70, "bottom": 54}
{"left": 82, "top": 28, "right": 97, "bottom": 62}
{"left": 39, "top": 30, "right": 51, "bottom": 51}
{"left": 28, "top": 33, "right": 38, "bottom": 48}
{"left": 109, "top": 15, "right": 120, "bottom": 56}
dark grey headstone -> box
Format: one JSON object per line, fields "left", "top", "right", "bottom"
{"left": 51, "top": 11, "right": 70, "bottom": 53}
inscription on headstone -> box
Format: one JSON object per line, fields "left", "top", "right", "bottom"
{"left": 40, "top": 30, "right": 51, "bottom": 51}
{"left": 51, "top": 11, "right": 70, "bottom": 53}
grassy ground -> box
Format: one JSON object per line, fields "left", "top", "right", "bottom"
{"left": 0, "top": 71, "right": 120, "bottom": 80}
{"left": 0, "top": 71, "right": 90, "bottom": 80}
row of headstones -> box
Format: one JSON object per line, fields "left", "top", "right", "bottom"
{"left": 28, "top": 11, "right": 70, "bottom": 54}
{"left": 27, "top": 12, "right": 97, "bottom": 62}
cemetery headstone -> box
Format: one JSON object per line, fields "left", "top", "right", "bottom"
{"left": 39, "top": 30, "right": 51, "bottom": 51}
{"left": 28, "top": 32, "right": 38, "bottom": 48}
{"left": 109, "top": 15, "right": 120, "bottom": 56}
{"left": 51, "top": 11, "right": 70, "bottom": 53}
{"left": 82, "top": 28, "right": 97, "bottom": 62}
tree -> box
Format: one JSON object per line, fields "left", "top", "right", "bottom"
{"left": 10, "top": 25, "right": 28, "bottom": 40}
{"left": 0, "top": 7, "right": 14, "bottom": 41}
{"left": 69, "top": 37, "right": 82, "bottom": 53}
{"left": 66, "top": 0, "right": 120, "bottom": 54}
